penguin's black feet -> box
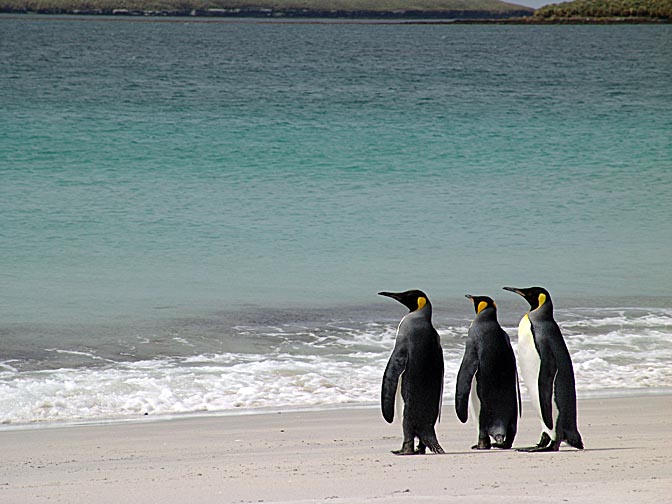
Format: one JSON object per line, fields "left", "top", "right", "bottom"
{"left": 471, "top": 438, "right": 491, "bottom": 450}
{"left": 392, "top": 436, "right": 443, "bottom": 455}
{"left": 476, "top": 435, "right": 492, "bottom": 450}
{"left": 524, "top": 445, "right": 552, "bottom": 452}
{"left": 426, "top": 442, "right": 445, "bottom": 455}
{"left": 525, "top": 442, "right": 561, "bottom": 453}
{"left": 567, "top": 436, "right": 584, "bottom": 450}
{"left": 516, "top": 432, "right": 552, "bottom": 452}
{"left": 418, "top": 435, "right": 444, "bottom": 454}
{"left": 537, "top": 432, "right": 552, "bottom": 448}
{"left": 392, "top": 440, "right": 417, "bottom": 455}
{"left": 518, "top": 439, "right": 561, "bottom": 453}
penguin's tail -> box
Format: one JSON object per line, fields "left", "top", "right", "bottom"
{"left": 566, "top": 431, "right": 584, "bottom": 450}
{"left": 491, "top": 422, "right": 507, "bottom": 446}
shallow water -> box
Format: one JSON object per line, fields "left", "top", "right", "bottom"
{"left": 1, "top": 17, "right": 671, "bottom": 424}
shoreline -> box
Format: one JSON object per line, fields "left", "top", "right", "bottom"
{"left": 0, "top": 394, "right": 670, "bottom": 503}
{"left": 1, "top": 388, "right": 670, "bottom": 432}
{"left": 1, "top": 12, "right": 670, "bottom": 24}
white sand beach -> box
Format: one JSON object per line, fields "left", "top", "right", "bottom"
{"left": 1, "top": 395, "right": 670, "bottom": 504}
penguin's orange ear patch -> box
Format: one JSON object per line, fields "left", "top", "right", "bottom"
{"left": 417, "top": 297, "right": 427, "bottom": 310}
{"left": 477, "top": 301, "right": 488, "bottom": 314}
{"left": 538, "top": 293, "right": 547, "bottom": 308}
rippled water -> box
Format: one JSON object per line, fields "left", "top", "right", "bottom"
{"left": 1, "top": 17, "right": 671, "bottom": 425}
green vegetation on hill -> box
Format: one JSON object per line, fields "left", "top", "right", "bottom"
{"left": 0, "top": 0, "right": 533, "bottom": 17}
{"left": 535, "top": 0, "right": 672, "bottom": 19}
{"left": 198, "top": 0, "right": 530, "bottom": 12}
{"left": 2, "top": 0, "right": 669, "bottom": 19}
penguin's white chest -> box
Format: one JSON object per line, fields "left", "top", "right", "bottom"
{"left": 517, "top": 314, "right": 555, "bottom": 438}
{"left": 392, "top": 316, "right": 409, "bottom": 425}
{"left": 517, "top": 315, "right": 539, "bottom": 376}
{"left": 395, "top": 372, "right": 404, "bottom": 425}
{"left": 468, "top": 374, "right": 481, "bottom": 429}
{"left": 517, "top": 316, "right": 542, "bottom": 409}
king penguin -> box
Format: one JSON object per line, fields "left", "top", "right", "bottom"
{"left": 503, "top": 286, "right": 584, "bottom": 452}
{"left": 379, "top": 290, "right": 445, "bottom": 455}
{"left": 455, "top": 295, "right": 521, "bottom": 449}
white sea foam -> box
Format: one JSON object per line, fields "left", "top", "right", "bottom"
{"left": 0, "top": 308, "right": 670, "bottom": 426}
{"left": 0, "top": 355, "right": 382, "bottom": 425}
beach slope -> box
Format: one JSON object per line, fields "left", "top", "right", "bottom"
{"left": 0, "top": 395, "right": 670, "bottom": 503}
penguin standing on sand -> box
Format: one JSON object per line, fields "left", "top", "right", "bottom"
{"left": 455, "top": 295, "right": 521, "bottom": 449}
{"left": 503, "top": 286, "right": 584, "bottom": 452}
{"left": 379, "top": 290, "right": 445, "bottom": 455}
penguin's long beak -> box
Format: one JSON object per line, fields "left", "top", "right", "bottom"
{"left": 465, "top": 294, "right": 474, "bottom": 300}
{"left": 378, "top": 291, "right": 401, "bottom": 302}
{"left": 502, "top": 286, "right": 523, "bottom": 296}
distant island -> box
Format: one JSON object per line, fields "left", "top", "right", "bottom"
{"left": 0, "top": 0, "right": 534, "bottom": 18}
{"left": 534, "top": 0, "right": 671, "bottom": 21}
{"left": 0, "top": 0, "right": 670, "bottom": 21}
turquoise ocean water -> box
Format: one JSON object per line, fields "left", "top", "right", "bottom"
{"left": 1, "top": 16, "right": 671, "bottom": 425}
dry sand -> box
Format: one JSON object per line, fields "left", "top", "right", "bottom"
{"left": 1, "top": 395, "right": 670, "bottom": 503}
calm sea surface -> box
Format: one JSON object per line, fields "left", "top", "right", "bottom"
{"left": 1, "top": 16, "right": 671, "bottom": 425}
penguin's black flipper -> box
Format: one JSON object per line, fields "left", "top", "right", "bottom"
{"left": 455, "top": 340, "right": 478, "bottom": 424}
{"left": 381, "top": 347, "right": 407, "bottom": 424}
{"left": 538, "top": 350, "right": 557, "bottom": 431}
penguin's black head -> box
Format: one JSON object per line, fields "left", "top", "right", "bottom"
{"left": 502, "top": 286, "right": 551, "bottom": 311}
{"left": 465, "top": 294, "right": 496, "bottom": 315}
{"left": 378, "top": 289, "right": 429, "bottom": 312}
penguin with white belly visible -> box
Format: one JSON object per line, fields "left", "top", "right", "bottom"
{"left": 379, "top": 290, "right": 445, "bottom": 455}
{"left": 455, "top": 295, "right": 520, "bottom": 449}
{"left": 503, "top": 286, "right": 584, "bottom": 452}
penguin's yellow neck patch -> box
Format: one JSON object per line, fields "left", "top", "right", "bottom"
{"left": 477, "top": 301, "right": 488, "bottom": 314}
{"left": 537, "top": 293, "right": 547, "bottom": 309}
{"left": 417, "top": 297, "right": 427, "bottom": 310}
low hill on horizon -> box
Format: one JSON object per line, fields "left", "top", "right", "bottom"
{"left": 0, "top": 0, "right": 534, "bottom": 17}
{"left": 4, "top": 0, "right": 668, "bottom": 21}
